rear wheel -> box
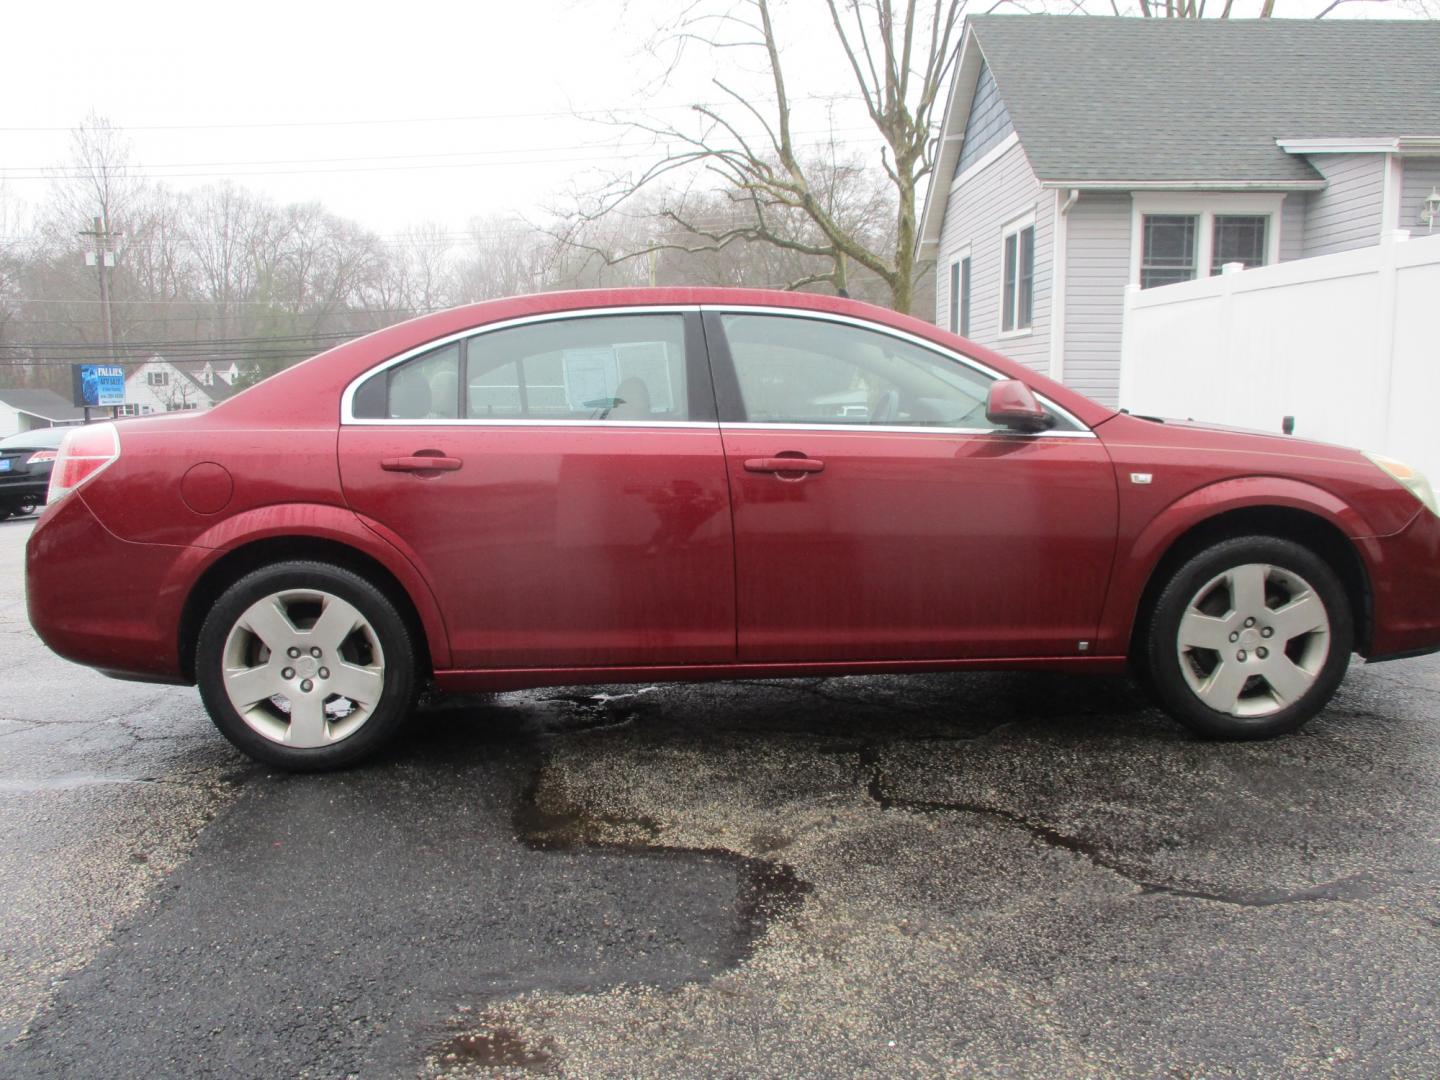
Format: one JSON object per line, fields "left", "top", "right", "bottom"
{"left": 196, "top": 560, "right": 417, "bottom": 770}
{"left": 1143, "top": 536, "right": 1352, "bottom": 739}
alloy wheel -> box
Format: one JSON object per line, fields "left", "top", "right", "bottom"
{"left": 1175, "top": 562, "right": 1331, "bottom": 718}
{"left": 220, "top": 588, "right": 387, "bottom": 747}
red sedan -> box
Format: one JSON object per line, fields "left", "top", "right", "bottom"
{"left": 25, "top": 289, "right": 1440, "bottom": 769}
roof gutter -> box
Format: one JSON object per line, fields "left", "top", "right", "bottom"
{"left": 1277, "top": 136, "right": 1440, "bottom": 155}
{"left": 1038, "top": 179, "right": 1326, "bottom": 192}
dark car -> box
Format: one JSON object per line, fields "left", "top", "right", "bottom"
{"left": 0, "top": 426, "right": 69, "bottom": 519}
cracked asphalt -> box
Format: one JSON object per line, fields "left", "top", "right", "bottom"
{"left": 1, "top": 516, "right": 1439, "bottom": 1077}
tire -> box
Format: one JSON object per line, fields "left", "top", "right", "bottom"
{"left": 196, "top": 560, "right": 418, "bottom": 770}
{"left": 1142, "top": 535, "right": 1353, "bottom": 739}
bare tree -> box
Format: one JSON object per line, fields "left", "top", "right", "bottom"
{"left": 563, "top": 0, "right": 960, "bottom": 315}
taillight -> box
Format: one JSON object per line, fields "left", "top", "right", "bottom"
{"left": 48, "top": 423, "right": 120, "bottom": 503}
{"left": 27, "top": 450, "right": 58, "bottom": 465}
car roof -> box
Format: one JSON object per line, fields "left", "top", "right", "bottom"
{"left": 0, "top": 425, "right": 71, "bottom": 450}
{"left": 213, "top": 288, "right": 1118, "bottom": 430}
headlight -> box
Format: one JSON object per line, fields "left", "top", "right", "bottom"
{"left": 1365, "top": 451, "right": 1438, "bottom": 516}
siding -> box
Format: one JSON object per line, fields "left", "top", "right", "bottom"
{"left": 1400, "top": 156, "right": 1440, "bottom": 236}
{"left": 1062, "top": 193, "right": 1130, "bottom": 406}
{"left": 1304, "top": 153, "right": 1385, "bottom": 257}
{"left": 1279, "top": 192, "right": 1307, "bottom": 263}
{"left": 954, "top": 63, "right": 1014, "bottom": 177}
{"left": 936, "top": 139, "right": 1052, "bottom": 373}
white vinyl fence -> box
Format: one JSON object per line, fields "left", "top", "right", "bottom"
{"left": 1119, "top": 231, "right": 1440, "bottom": 478}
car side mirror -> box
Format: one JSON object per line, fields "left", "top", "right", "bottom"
{"left": 985, "top": 379, "right": 1053, "bottom": 433}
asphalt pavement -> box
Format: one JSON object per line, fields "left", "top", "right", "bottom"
{"left": 1, "top": 515, "right": 1438, "bottom": 1078}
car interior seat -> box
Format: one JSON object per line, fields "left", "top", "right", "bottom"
{"left": 610, "top": 377, "right": 653, "bottom": 420}
{"left": 429, "top": 369, "right": 459, "bottom": 419}
{"left": 389, "top": 369, "right": 432, "bottom": 419}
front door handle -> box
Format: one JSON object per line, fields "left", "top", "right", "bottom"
{"left": 744, "top": 456, "right": 825, "bottom": 475}
{"left": 381, "top": 454, "right": 463, "bottom": 472}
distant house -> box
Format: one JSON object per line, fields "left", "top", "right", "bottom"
{"left": 917, "top": 16, "right": 1440, "bottom": 405}
{"left": 122, "top": 356, "right": 241, "bottom": 416}
{"left": 0, "top": 388, "right": 86, "bottom": 438}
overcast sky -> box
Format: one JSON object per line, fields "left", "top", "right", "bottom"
{"left": 0, "top": 0, "right": 1411, "bottom": 239}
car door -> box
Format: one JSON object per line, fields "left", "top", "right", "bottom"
{"left": 338, "top": 309, "right": 735, "bottom": 670}
{"left": 705, "top": 309, "right": 1119, "bottom": 663}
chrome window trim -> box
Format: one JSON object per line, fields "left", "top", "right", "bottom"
{"left": 337, "top": 418, "right": 720, "bottom": 430}
{"left": 340, "top": 305, "right": 702, "bottom": 426}
{"left": 700, "top": 304, "right": 1094, "bottom": 438}
{"left": 339, "top": 301, "right": 1095, "bottom": 438}
{"left": 719, "top": 421, "right": 1096, "bottom": 439}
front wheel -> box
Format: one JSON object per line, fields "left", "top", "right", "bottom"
{"left": 1142, "top": 536, "right": 1353, "bottom": 739}
{"left": 196, "top": 561, "right": 417, "bottom": 770}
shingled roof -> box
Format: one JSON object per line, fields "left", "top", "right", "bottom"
{"left": 0, "top": 388, "right": 86, "bottom": 424}
{"left": 920, "top": 16, "right": 1440, "bottom": 248}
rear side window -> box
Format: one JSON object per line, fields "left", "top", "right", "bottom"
{"left": 466, "top": 314, "right": 689, "bottom": 421}
{"left": 351, "top": 314, "right": 694, "bottom": 422}
{"left": 352, "top": 343, "right": 460, "bottom": 420}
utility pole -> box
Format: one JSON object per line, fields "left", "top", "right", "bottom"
{"left": 79, "top": 216, "right": 121, "bottom": 423}
{"left": 79, "top": 215, "right": 119, "bottom": 362}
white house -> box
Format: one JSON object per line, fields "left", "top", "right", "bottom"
{"left": 121, "top": 356, "right": 241, "bottom": 416}
{"left": 0, "top": 388, "right": 86, "bottom": 438}
{"left": 917, "top": 16, "right": 1440, "bottom": 405}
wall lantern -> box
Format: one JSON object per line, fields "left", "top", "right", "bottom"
{"left": 1421, "top": 187, "right": 1440, "bottom": 232}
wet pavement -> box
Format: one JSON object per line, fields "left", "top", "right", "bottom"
{"left": 1, "top": 515, "right": 1438, "bottom": 1077}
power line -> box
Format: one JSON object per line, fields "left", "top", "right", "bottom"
{"left": 0, "top": 96, "right": 865, "bottom": 133}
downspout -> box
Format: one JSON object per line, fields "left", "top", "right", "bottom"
{"left": 1048, "top": 188, "right": 1080, "bottom": 382}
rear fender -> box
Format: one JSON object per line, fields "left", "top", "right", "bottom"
{"left": 170, "top": 502, "right": 452, "bottom": 669}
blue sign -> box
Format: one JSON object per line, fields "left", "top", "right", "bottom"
{"left": 71, "top": 364, "right": 127, "bottom": 408}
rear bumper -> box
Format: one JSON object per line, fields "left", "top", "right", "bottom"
{"left": 26, "top": 493, "right": 192, "bottom": 682}
{"left": 0, "top": 476, "right": 47, "bottom": 503}
{"left": 1365, "top": 507, "right": 1440, "bottom": 660}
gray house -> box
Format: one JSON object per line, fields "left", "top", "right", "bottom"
{"left": 917, "top": 16, "right": 1440, "bottom": 405}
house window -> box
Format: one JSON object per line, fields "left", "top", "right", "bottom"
{"left": 1211, "top": 215, "right": 1268, "bottom": 274}
{"left": 114, "top": 403, "right": 140, "bottom": 416}
{"left": 1134, "top": 196, "right": 1281, "bottom": 289}
{"left": 146, "top": 370, "right": 170, "bottom": 387}
{"left": 948, "top": 255, "right": 972, "bottom": 337}
{"left": 959, "top": 257, "right": 972, "bottom": 337}
{"left": 1001, "top": 221, "right": 1034, "bottom": 333}
{"left": 1141, "top": 215, "right": 1198, "bottom": 289}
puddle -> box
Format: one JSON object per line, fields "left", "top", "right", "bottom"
{"left": 514, "top": 772, "right": 814, "bottom": 966}
{"left": 433, "top": 1025, "right": 553, "bottom": 1069}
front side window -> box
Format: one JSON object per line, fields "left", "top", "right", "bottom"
{"left": 1141, "top": 214, "right": 1198, "bottom": 289}
{"left": 351, "top": 314, "right": 691, "bottom": 422}
{"left": 721, "top": 313, "right": 1072, "bottom": 431}
{"left": 1001, "top": 223, "right": 1034, "bottom": 332}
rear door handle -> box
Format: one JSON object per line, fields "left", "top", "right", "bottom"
{"left": 381, "top": 455, "right": 463, "bottom": 472}
{"left": 744, "top": 457, "right": 825, "bottom": 474}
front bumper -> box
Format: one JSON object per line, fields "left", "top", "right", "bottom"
{"left": 1366, "top": 507, "right": 1440, "bottom": 660}
{"left": 26, "top": 493, "right": 192, "bottom": 681}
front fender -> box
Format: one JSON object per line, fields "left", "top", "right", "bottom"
{"left": 164, "top": 502, "right": 452, "bottom": 670}
{"left": 1095, "top": 476, "right": 1387, "bottom": 656}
